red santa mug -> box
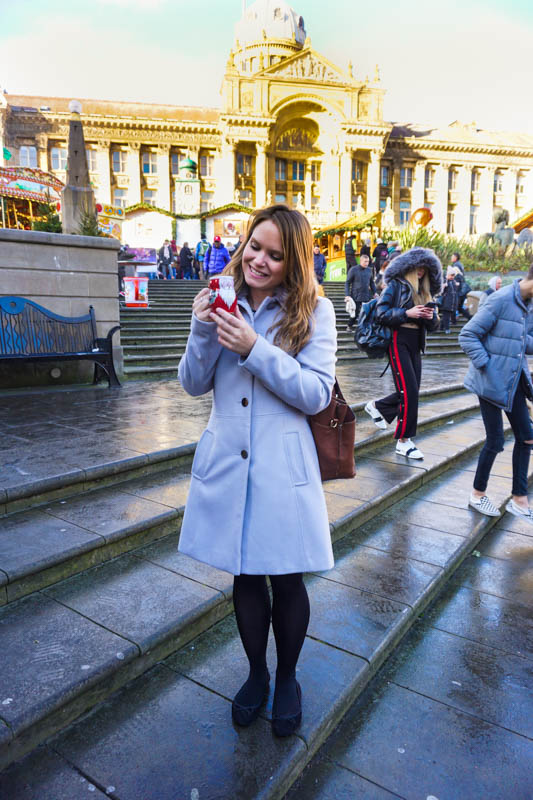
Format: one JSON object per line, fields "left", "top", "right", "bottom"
{"left": 208, "top": 276, "right": 238, "bottom": 315}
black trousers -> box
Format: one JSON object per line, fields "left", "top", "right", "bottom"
{"left": 440, "top": 310, "right": 453, "bottom": 331}
{"left": 375, "top": 327, "right": 421, "bottom": 440}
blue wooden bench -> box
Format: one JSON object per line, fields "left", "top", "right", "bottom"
{"left": 0, "top": 296, "right": 121, "bottom": 387}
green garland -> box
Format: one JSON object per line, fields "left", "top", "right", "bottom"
{"left": 124, "top": 201, "right": 254, "bottom": 220}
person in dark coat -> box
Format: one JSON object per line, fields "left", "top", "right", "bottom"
{"left": 440, "top": 266, "right": 461, "bottom": 332}
{"left": 313, "top": 244, "right": 327, "bottom": 284}
{"left": 364, "top": 248, "right": 442, "bottom": 461}
{"left": 344, "top": 254, "right": 377, "bottom": 329}
{"left": 158, "top": 239, "right": 174, "bottom": 280}
{"left": 344, "top": 234, "right": 357, "bottom": 268}
{"left": 180, "top": 242, "right": 194, "bottom": 279}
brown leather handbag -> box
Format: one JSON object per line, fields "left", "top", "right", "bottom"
{"left": 308, "top": 379, "right": 356, "bottom": 481}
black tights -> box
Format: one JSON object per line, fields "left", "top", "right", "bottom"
{"left": 233, "top": 573, "right": 309, "bottom": 711}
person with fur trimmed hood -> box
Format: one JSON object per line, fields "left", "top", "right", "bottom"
{"left": 364, "top": 248, "right": 443, "bottom": 460}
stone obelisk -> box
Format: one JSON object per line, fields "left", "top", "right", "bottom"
{"left": 61, "top": 100, "right": 95, "bottom": 234}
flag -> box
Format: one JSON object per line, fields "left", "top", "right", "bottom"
{"left": 3, "top": 147, "right": 12, "bottom": 161}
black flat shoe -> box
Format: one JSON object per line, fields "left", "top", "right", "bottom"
{"left": 272, "top": 681, "right": 302, "bottom": 737}
{"left": 232, "top": 672, "right": 270, "bottom": 727}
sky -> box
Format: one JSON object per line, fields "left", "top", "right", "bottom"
{"left": 1, "top": 0, "right": 532, "bottom": 134}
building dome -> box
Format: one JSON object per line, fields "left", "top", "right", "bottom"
{"left": 235, "top": 0, "right": 306, "bottom": 48}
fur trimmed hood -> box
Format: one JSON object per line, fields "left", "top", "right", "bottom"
{"left": 383, "top": 247, "right": 443, "bottom": 296}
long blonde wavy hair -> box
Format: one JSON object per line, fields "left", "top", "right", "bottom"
{"left": 223, "top": 204, "right": 318, "bottom": 354}
{"left": 404, "top": 268, "right": 432, "bottom": 305}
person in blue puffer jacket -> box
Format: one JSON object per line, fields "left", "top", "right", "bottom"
{"left": 459, "top": 268, "right": 533, "bottom": 522}
{"left": 204, "top": 235, "right": 231, "bottom": 278}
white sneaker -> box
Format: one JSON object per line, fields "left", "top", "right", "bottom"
{"left": 505, "top": 498, "right": 533, "bottom": 524}
{"left": 364, "top": 400, "right": 387, "bottom": 430}
{"left": 396, "top": 439, "right": 424, "bottom": 459}
{"left": 469, "top": 493, "right": 500, "bottom": 517}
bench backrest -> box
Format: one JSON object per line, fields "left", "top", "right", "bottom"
{"left": 0, "top": 297, "right": 97, "bottom": 356}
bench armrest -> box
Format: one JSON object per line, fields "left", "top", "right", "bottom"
{"left": 95, "top": 325, "right": 121, "bottom": 353}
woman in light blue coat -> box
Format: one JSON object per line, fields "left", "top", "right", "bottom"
{"left": 178, "top": 205, "right": 337, "bottom": 737}
{"left": 459, "top": 269, "right": 533, "bottom": 521}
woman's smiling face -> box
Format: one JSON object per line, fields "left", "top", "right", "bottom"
{"left": 242, "top": 220, "right": 285, "bottom": 303}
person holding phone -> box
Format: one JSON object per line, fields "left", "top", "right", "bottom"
{"left": 364, "top": 248, "right": 443, "bottom": 459}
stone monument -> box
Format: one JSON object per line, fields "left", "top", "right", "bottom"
{"left": 61, "top": 101, "right": 95, "bottom": 234}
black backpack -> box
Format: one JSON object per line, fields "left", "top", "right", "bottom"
{"left": 355, "top": 298, "right": 392, "bottom": 359}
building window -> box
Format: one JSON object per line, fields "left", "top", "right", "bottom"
{"left": 517, "top": 173, "right": 526, "bottom": 195}
{"left": 469, "top": 206, "right": 478, "bottom": 235}
{"left": 51, "top": 146, "right": 67, "bottom": 170}
{"left": 86, "top": 149, "right": 97, "bottom": 172}
{"left": 447, "top": 207, "right": 456, "bottom": 234}
{"left": 310, "top": 162, "right": 321, "bottom": 182}
{"left": 380, "top": 166, "right": 390, "bottom": 187}
{"left": 201, "top": 191, "right": 214, "bottom": 213}
{"left": 352, "top": 159, "right": 364, "bottom": 182}
{"left": 171, "top": 153, "right": 180, "bottom": 175}
{"left": 379, "top": 199, "right": 387, "bottom": 212}
{"left": 275, "top": 193, "right": 287, "bottom": 203}
{"left": 400, "top": 167, "right": 413, "bottom": 188}
{"left": 311, "top": 196, "right": 319, "bottom": 209}
{"left": 19, "top": 145, "right": 37, "bottom": 168}
{"left": 239, "top": 189, "right": 253, "bottom": 207}
{"left": 400, "top": 201, "right": 411, "bottom": 226}
{"left": 471, "top": 170, "right": 480, "bottom": 192}
{"left": 292, "top": 160, "right": 305, "bottom": 181}
{"left": 143, "top": 189, "right": 157, "bottom": 206}
{"left": 236, "top": 154, "right": 252, "bottom": 176}
{"left": 184, "top": 184, "right": 192, "bottom": 195}
{"left": 111, "top": 150, "right": 126, "bottom": 173}
{"left": 494, "top": 170, "right": 504, "bottom": 193}
{"left": 113, "top": 188, "right": 127, "bottom": 209}
{"left": 275, "top": 159, "right": 287, "bottom": 181}
{"left": 142, "top": 151, "right": 158, "bottom": 175}
{"left": 425, "top": 167, "right": 435, "bottom": 189}
{"left": 448, "top": 169, "right": 457, "bottom": 191}
{"left": 200, "top": 154, "right": 214, "bottom": 177}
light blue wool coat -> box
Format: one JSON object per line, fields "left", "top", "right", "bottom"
{"left": 178, "top": 288, "right": 337, "bottom": 576}
{"left": 459, "top": 280, "right": 533, "bottom": 411}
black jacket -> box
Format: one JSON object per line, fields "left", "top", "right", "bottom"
{"left": 440, "top": 277, "right": 461, "bottom": 312}
{"left": 179, "top": 246, "right": 193, "bottom": 268}
{"left": 345, "top": 236, "right": 357, "bottom": 266}
{"left": 345, "top": 265, "right": 376, "bottom": 302}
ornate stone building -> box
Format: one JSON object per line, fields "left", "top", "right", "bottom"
{"left": 2, "top": 0, "right": 533, "bottom": 236}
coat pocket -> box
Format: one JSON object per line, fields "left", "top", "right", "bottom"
{"left": 191, "top": 430, "right": 215, "bottom": 480}
{"left": 283, "top": 431, "right": 309, "bottom": 486}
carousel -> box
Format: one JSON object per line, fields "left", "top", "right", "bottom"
{"left": 0, "top": 166, "right": 64, "bottom": 229}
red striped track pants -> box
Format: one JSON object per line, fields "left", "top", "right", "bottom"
{"left": 375, "top": 327, "right": 422, "bottom": 440}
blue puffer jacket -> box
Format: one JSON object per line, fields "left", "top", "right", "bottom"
{"left": 204, "top": 243, "right": 231, "bottom": 275}
{"left": 459, "top": 280, "right": 533, "bottom": 410}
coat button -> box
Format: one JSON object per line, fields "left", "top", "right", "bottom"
{"left": 241, "top": 397, "right": 249, "bottom": 406}
{"left": 241, "top": 450, "right": 248, "bottom": 459}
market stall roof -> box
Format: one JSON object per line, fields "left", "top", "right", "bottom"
{"left": 313, "top": 211, "right": 381, "bottom": 238}
{"left": 512, "top": 208, "right": 533, "bottom": 234}
{"left": 0, "top": 166, "right": 64, "bottom": 203}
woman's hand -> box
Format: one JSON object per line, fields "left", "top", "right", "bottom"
{"left": 406, "top": 304, "right": 434, "bottom": 319}
{"left": 192, "top": 288, "right": 213, "bottom": 322}
{"left": 211, "top": 306, "right": 258, "bottom": 357}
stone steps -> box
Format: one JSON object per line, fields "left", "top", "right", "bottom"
{"left": 0, "top": 420, "right": 521, "bottom": 796}
{"left": 0, "top": 384, "right": 487, "bottom": 774}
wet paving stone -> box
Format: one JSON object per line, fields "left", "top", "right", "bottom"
{"left": 43, "top": 489, "right": 177, "bottom": 543}
{"left": 479, "top": 527, "right": 533, "bottom": 559}
{"left": 451, "top": 553, "right": 533, "bottom": 609}
{"left": 494, "top": 511, "right": 533, "bottom": 537}
{"left": 0, "top": 453, "right": 84, "bottom": 497}
{"left": 322, "top": 682, "right": 533, "bottom": 800}
{"left": 0, "top": 510, "right": 103, "bottom": 582}
{"left": 324, "top": 492, "right": 365, "bottom": 523}
{"left": 381, "top": 497, "right": 482, "bottom": 537}
{"left": 0, "top": 593, "right": 137, "bottom": 736}
{"left": 305, "top": 575, "right": 409, "bottom": 662}
{"left": 382, "top": 623, "right": 533, "bottom": 739}
{"left": 425, "top": 585, "right": 533, "bottom": 660}
{"left": 43, "top": 554, "right": 225, "bottom": 654}
{"left": 0, "top": 747, "right": 108, "bottom": 799}
{"left": 52, "top": 664, "right": 305, "bottom": 800}
{"left": 119, "top": 470, "right": 190, "bottom": 509}
{"left": 287, "top": 757, "right": 402, "bottom": 799}
{"left": 321, "top": 542, "right": 441, "bottom": 607}
{"left": 411, "top": 470, "right": 509, "bottom": 509}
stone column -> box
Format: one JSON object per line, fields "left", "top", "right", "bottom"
{"left": 255, "top": 143, "right": 267, "bottom": 207}
{"left": 95, "top": 140, "right": 111, "bottom": 205}
{"left": 156, "top": 145, "right": 171, "bottom": 211}
{"left": 366, "top": 149, "right": 381, "bottom": 214}
{"left": 411, "top": 161, "right": 426, "bottom": 211}
{"left": 320, "top": 149, "right": 340, "bottom": 213}
{"left": 432, "top": 162, "right": 449, "bottom": 233}
{"left": 126, "top": 142, "right": 141, "bottom": 205}
{"left": 478, "top": 166, "right": 495, "bottom": 234}
{"left": 214, "top": 140, "right": 236, "bottom": 206}
{"left": 339, "top": 150, "right": 352, "bottom": 215}
{"left": 502, "top": 168, "right": 518, "bottom": 220}
{"left": 391, "top": 159, "right": 402, "bottom": 224}
{"left": 454, "top": 165, "right": 472, "bottom": 237}
{"left": 35, "top": 135, "right": 49, "bottom": 171}
{"left": 304, "top": 164, "right": 312, "bottom": 209}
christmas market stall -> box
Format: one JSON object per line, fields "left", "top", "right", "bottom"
{"left": 313, "top": 211, "right": 382, "bottom": 281}
{"left": 0, "top": 166, "right": 64, "bottom": 229}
